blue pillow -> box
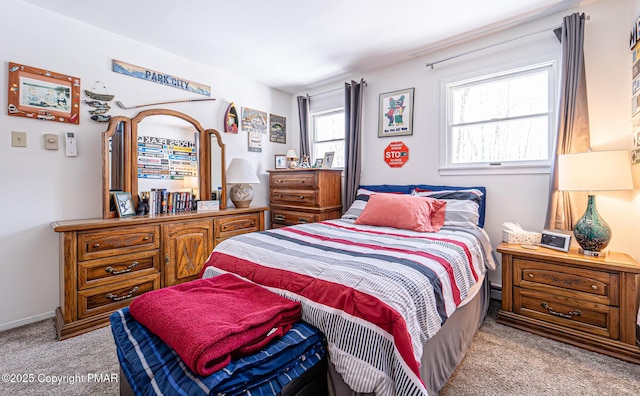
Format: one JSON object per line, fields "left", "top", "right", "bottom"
{"left": 412, "top": 185, "right": 487, "bottom": 228}
{"left": 358, "top": 184, "right": 413, "bottom": 194}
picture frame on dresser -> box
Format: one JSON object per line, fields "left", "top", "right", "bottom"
{"left": 113, "top": 191, "right": 136, "bottom": 217}
{"left": 322, "top": 152, "right": 335, "bottom": 169}
{"left": 274, "top": 154, "right": 287, "bottom": 169}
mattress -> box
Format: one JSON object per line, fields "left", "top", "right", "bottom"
{"left": 201, "top": 219, "right": 496, "bottom": 395}
{"left": 110, "top": 307, "right": 326, "bottom": 395}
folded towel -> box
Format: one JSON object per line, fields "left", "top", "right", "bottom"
{"left": 129, "top": 273, "right": 301, "bottom": 376}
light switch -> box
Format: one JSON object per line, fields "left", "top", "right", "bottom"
{"left": 12, "top": 131, "right": 27, "bottom": 148}
{"left": 44, "top": 134, "right": 59, "bottom": 150}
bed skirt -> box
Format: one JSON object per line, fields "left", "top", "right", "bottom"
{"left": 326, "top": 277, "right": 490, "bottom": 396}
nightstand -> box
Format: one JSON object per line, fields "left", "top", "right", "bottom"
{"left": 497, "top": 242, "right": 640, "bottom": 364}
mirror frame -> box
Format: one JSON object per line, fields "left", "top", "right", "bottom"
{"left": 102, "top": 109, "right": 226, "bottom": 219}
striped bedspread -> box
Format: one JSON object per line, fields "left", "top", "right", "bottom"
{"left": 201, "top": 219, "right": 496, "bottom": 396}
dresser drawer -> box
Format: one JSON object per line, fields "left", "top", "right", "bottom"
{"left": 77, "top": 273, "right": 160, "bottom": 319}
{"left": 513, "top": 258, "right": 618, "bottom": 306}
{"left": 270, "top": 172, "right": 317, "bottom": 188}
{"left": 271, "top": 189, "right": 317, "bottom": 207}
{"left": 78, "top": 226, "right": 160, "bottom": 261}
{"left": 215, "top": 213, "right": 261, "bottom": 240}
{"left": 271, "top": 209, "right": 318, "bottom": 227}
{"left": 78, "top": 251, "right": 161, "bottom": 290}
{"left": 514, "top": 287, "right": 620, "bottom": 339}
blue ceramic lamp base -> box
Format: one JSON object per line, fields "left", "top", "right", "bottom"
{"left": 573, "top": 195, "right": 611, "bottom": 257}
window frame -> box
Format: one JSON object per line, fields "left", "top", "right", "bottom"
{"left": 310, "top": 107, "right": 345, "bottom": 169}
{"left": 439, "top": 61, "right": 556, "bottom": 175}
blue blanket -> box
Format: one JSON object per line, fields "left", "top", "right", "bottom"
{"left": 110, "top": 307, "right": 326, "bottom": 396}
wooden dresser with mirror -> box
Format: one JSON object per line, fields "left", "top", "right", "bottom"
{"left": 52, "top": 109, "right": 267, "bottom": 340}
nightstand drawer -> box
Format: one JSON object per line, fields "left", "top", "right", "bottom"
{"left": 271, "top": 189, "right": 317, "bottom": 207}
{"left": 514, "top": 258, "right": 618, "bottom": 306}
{"left": 270, "top": 172, "right": 316, "bottom": 188}
{"left": 78, "top": 226, "right": 160, "bottom": 261}
{"left": 514, "top": 287, "right": 619, "bottom": 340}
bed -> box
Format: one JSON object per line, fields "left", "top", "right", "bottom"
{"left": 114, "top": 184, "right": 496, "bottom": 396}
{"left": 200, "top": 184, "right": 496, "bottom": 395}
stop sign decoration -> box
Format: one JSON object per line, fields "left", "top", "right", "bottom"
{"left": 384, "top": 141, "right": 409, "bottom": 168}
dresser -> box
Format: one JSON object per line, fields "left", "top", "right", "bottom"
{"left": 497, "top": 243, "right": 640, "bottom": 364}
{"left": 52, "top": 207, "right": 266, "bottom": 340}
{"left": 268, "top": 168, "right": 342, "bottom": 228}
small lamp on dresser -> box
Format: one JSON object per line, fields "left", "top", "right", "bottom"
{"left": 286, "top": 148, "right": 299, "bottom": 169}
{"left": 226, "top": 158, "right": 260, "bottom": 208}
{"left": 557, "top": 149, "right": 633, "bottom": 256}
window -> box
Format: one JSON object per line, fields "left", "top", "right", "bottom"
{"left": 312, "top": 109, "right": 344, "bottom": 168}
{"left": 442, "top": 62, "right": 555, "bottom": 174}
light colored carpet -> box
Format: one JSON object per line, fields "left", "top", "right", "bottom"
{"left": 0, "top": 302, "right": 638, "bottom": 395}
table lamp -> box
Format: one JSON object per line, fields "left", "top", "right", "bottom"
{"left": 557, "top": 150, "right": 633, "bottom": 256}
{"left": 226, "top": 158, "right": 260, "bottom": 208}
{"left": 286, "top": 148, "right": 299, "bottom": 168}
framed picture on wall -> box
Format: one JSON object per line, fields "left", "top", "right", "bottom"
{"left": 7, "top": 62, "right": 80, "bottom": 124}
{"left": 378, "top": 87, "right": 414, "bottom": 138}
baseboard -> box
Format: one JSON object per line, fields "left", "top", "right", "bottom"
{"left": 0, "top": 311, "right": 55, "bottom": 332}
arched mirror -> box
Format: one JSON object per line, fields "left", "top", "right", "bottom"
{"left": 102, "top": 109, "right": 226, "bottom": 219}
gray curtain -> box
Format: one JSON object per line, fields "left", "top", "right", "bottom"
{"left": 297, "top": 95, "right": 310, "bottom": 158}
{"left": 344, "top": 79, "right": 366, "bottom": 212}
{"left": 545, "top": 12, "right": 590, "bottom": 230}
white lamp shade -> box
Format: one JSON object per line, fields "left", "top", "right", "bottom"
{"left": 286, "top": 148, "right": 299, "bottom": 160}
{"left": 558, "top": 150, "right": 633, "bottom": 191}
{"left": 226, "top": 158, "right": 260, "bottom": 184}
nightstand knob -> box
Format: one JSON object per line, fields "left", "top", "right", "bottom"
{"left": 528, "top": 274, "right": 534, "bottom": 278}
{"left": 591, "top": 285, "right": 597, "bottom": 290}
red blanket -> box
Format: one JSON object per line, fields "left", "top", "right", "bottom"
{"left": 129, "top": 274, "right": 301, "bottom": 376}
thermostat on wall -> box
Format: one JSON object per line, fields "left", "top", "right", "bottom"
{"left": 540, "top": 230, "right": 571, "bottom": 252}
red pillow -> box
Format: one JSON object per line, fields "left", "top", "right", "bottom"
{"left": 354, "top": 193, "right": 446, "bottom": 232}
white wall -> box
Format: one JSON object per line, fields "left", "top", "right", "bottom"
{"left": 629, "top": 0, "right": 640, "bottom": 262}
{"left": 0, "top": 0, "right": 291, "bottom": 330}
{"left": 293, "top": 0, "right": 637, "bottom": 289}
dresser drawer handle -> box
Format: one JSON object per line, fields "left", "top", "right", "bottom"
{"left": 298, "top": 218, "right": 309, "bottom": 224}
{"left": 274, "top": 214, "right": 286, "bottom": 221}
{"left": 143, "top": 236, "right": 149, "bottom": 241}
{"left": 105, "top": 286, "right": 139, "bottom": 302}
{"left": 93, "top": 243, "right": 100, "bottom": 248}
{"left": 591, "top": 285, "right": 597, "bottom": 290}
{"left": 541, "top": 302, "right": 581, "bottom": 319}
{"left": 105, "top": 261, "right": 139, "bottom": 275}
{"left": 528, "top": 274, "right": 534, "bottom": 278}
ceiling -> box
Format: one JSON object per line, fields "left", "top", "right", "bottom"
{"left": 22, "top": 0, "right": 581, "bottom": 94}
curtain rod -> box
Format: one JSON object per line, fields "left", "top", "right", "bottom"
{"left": 306, "top": 79, "right": 367, "bottom": 97}
{"left": 425, "top": 14, "right": 590, "bottom": 70}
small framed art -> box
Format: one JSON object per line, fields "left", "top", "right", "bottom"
{"left": 378, "top": 87, "right": 414, "bottom": 137}
{"left": 275, "top": 154, "right": 287, "bottom": 169}
{"left": 322, "top": 152, "right": 335, "bottom": 168}
{"left": 113, "top": 192, "right": 136, "bottom": 217}
{"left": 313, "top": 158, "right": 324, "bottom": 168}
